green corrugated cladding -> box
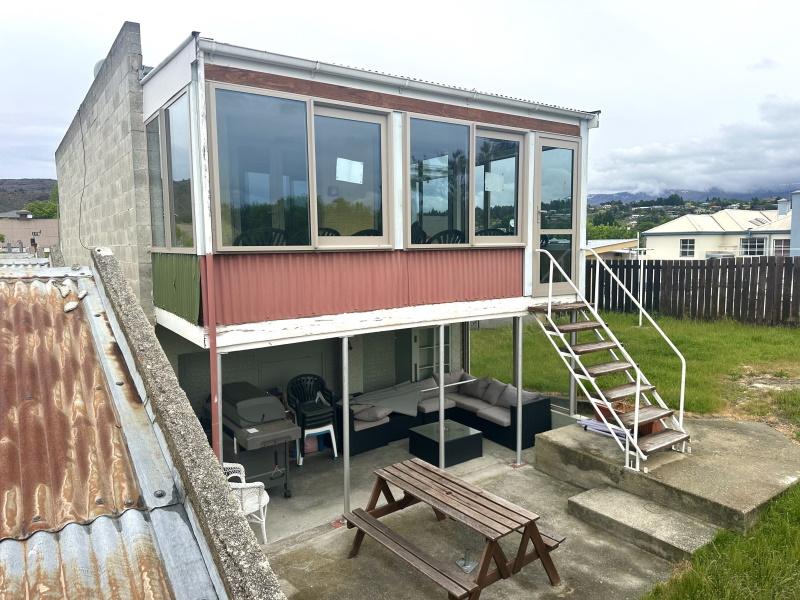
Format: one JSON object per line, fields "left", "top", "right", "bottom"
{"left": 152, "top": 253, "right": 201, "bottom": 324}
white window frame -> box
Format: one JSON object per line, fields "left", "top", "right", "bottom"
{"left": 207, "top": 82, "right": 393, "bottom": 252}
{"left": 679, "top": 238, "right": 695, "bottom": 257}
{"left": 740, "top": 236, "right": 766, "bottom": 256}
{"left": 774, "top": 238, "right": 790, "bottom": 256}
{"left": 146, "top": 88, "right": 196, "bottom": 253}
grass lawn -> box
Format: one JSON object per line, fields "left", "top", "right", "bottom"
{"left": 472, "top": 311, "right": 800, "bottom": 599}
{"left": 470, "top": 312, "right": 800, "bottom": 417}
{"left": 643, "top": 482, "right": 800, "bottom": 599}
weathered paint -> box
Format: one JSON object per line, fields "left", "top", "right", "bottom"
{"left": 0, "top": 511, "right": 173, "bottom": 600}
{"left": 0, "top": 279, "right": 140, "bottom": 541}
{"left": 212, "top": 249, "right": 523, "bottom": 325}
{"left": 151, "top": 253, "right": 201, "bottom": 325}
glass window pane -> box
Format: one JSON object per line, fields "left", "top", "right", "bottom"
{"left": 215, "top": 89, "right": 310, "bottom": 247}
{"left": 541, "top": 147, "right": 574, "bottom": 230}
{"left": 165, "top": 95, "right": 194, "bottom": 247}
{"left": 314, "top": 115, "right": 382, "bottom": 237}
{"left": 409, "top": 119, "right": 469, "bottom": 244}
{"left": 475, "top": 136, "right": 519, "bottom": 236}
{"left": 146, "top": 119, "right": 166, "bottom": 247}
{"left": 539, "top": 234, "right": 572, "bottom": 283}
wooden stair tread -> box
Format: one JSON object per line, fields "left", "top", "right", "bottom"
{"left": 566, "top": 340, "right": 618, "bottom": 355}
{"left": 617, "top": 405, "right": 674, "bottom": 428}
{"left": 594, "top": 383, "right": 656, "bottom": 401}
{"left": 530, "top": 302, "right": 588, "bottom": 313}
{"left": 345, "top": 508, "right": 477, "bottom": 598}
{"left": 584, "top": 361, "right": 633, "bottom": 376}
{"left": 638, "top": 429, "right": 690, "bottom": 455}
{"left": 550, "top": 320, "right": 603, "bottom": 333}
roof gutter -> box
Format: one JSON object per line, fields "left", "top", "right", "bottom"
{"left": 140, "top": 32, "right": 199, "bottom": 86}
{"left": 197, "top": 38, "right": 601, "bottom": 125}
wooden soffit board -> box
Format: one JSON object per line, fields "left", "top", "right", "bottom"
{"left": 204, "top": 64, "right": 581, "bottom": 137}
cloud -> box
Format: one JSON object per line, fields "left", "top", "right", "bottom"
{"left": 589, "top": 96, "right": 800, "bottom": 194}
{"left": 748, "top": 57, "right": 778, "bottom": 71}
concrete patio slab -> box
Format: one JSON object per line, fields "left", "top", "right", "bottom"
{"left": 263, "top": 439, "right": 673, "bottom": 599}
{"left": 535, "top": 417, "right": 800, "bottom": 532}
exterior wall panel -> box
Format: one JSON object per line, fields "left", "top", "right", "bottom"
{"left": 213, "top": 249, "right": 523, "bottom": 325}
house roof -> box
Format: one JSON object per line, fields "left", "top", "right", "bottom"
{"left": 586, "top": 238, "right": 639, "bottom": 251}
{"left": 165, "top": 36, "right": 601, "bottom": 123}
{"left": 0, "top": 263, "right": 217, "bottom": 599}
{"left": 644, "top": 209, "right": 789, "bottom": 235}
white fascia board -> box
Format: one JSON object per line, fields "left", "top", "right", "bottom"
{"left": 143, "top": 37, "right": 197, "bottom": 121}
{"left": 198, "top": 39, "right": 594, "bottom": 128}
{"left": 214, "top": 295, "right": 576, "bottom": 352}
{"left": 155, "top": 308, "right": 207, "bottom": 348}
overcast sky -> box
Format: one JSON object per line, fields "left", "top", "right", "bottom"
{"left": 2, "top": 0, "right": 798, "bottom": 195}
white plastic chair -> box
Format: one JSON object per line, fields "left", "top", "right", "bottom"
{"left": 223, "top": 462, "right": 270, "bottom": 544}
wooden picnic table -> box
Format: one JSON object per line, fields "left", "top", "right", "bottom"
{"left": 345, "top": 458, "right": 563, "bottom": 600}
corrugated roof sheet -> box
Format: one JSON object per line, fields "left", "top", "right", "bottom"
{"left": 0, "top": 269, "right": 217, "bottom": 599}
{"left": 645, "top": 209, "right": 785, "bottom": 234}
{"left": 0, "top": 511, "right": 173, "bottom": 599}
{"left": 0, "top": 278, "right": 141, "bottom": 541}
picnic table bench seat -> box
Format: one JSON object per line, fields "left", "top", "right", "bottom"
{"left": 345, "top": 508, "right": 478, "bottom": 600}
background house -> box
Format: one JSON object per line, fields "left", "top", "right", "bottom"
{"left": 0, "top": 210, "right": 59, "bottom": 252}
{"left": 642, "top": 200, "right": 796, "bottom": 259}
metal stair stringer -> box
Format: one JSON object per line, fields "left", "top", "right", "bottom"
{"left": 532, "top": 249, "right": 689, "bottom": 471}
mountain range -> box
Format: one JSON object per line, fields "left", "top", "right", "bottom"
{"left": 0, "top": 178, "right": 56, "bottom": 213}
{"left": 588, "top": 184, "right": 800, "bottom": 206}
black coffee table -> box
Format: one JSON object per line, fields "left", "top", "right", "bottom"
{"left": 408, "top": 419, "right": 482, "bottom": 467}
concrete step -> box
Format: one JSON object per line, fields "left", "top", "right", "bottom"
{"left": 568, "top": 487, "right": 720, "bottom": 562}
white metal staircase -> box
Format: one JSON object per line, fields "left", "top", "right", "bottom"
{"left": 532, "top": 248, "right": 689, "bottom": 471}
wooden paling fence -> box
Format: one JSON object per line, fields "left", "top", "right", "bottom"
{"left": 585, "top": 256, "right": 800, "bottom": 326}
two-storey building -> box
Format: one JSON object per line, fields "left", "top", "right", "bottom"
{"left": 57, "top": 23, "right": 600, "bottom": 465}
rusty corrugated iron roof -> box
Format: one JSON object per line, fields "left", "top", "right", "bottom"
{"left": 0, "top": 268, "right": 217, "bottom": 599}
{"left": 0, "top": 278, "right": 141, "bottom": 541}
{"left": 0, "top": 511, "right": 173, "bottom": 599}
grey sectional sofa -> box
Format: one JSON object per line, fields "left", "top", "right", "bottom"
{"left": 335, "top": 369, "right": 551, "bottom": 456}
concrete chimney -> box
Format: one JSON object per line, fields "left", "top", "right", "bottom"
{"left": 791, "top": 191, "right": 800, "bottom": 257}
{"left": 777, "top": 198, "right": 790, "bottom": 216}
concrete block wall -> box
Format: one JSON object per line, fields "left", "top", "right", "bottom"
{"left": 56, "top": 22, "right": 153, "bottom": 317}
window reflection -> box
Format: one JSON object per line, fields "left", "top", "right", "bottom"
{"left": 146, "top": 119, "right": 165, "bottom": 247}
{"left": 166, "top": 95, "right": 193, "bottom": 247}
{"left": 540, "top": 234, "right": 572, "bottom": 283}
{"left": 475, "top": 136, "right": 519, "bottom": 236}
{"left": 409, "top": 119, "right": 469, "bottom": 244}
{"left": 215, "top": 89, "right": 310, "bottom": 247}
{"left": 314, "top": 115, "right": 382, "bottom": 237}
{"left": 540, "top": 147, "right": 573, "bottom": 230}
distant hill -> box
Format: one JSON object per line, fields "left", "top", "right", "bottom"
{"left": 0, "top": 178, "right": 56, "bottom": 214}
{"left": 588, "top": 184, "right": 800, "bottom": 206}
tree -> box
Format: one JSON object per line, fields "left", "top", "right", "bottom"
{"left": 26, "top": 200, "right": 59, "bottom": 219}
{"left": 49, "top": 184, "right": 59, "bottom": 204}
{"left": 587, "top": 223, "right": 635, "bottom": 240}
{"left": 0, "top": 233, "right": 5, "bottom": 244}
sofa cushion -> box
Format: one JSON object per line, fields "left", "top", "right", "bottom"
{"left": 353, "top": 416, "right": 390, "bottom": 431}
{"left": 496, "top": 386, "right": 545, "bottom": 409}
{"left": 482, "top": 378, "right": 508, "bottom": 406}
{"left": 477, "top": 406, "right": 511, "bottom": 427}
{"left": 433, "top": 368, "right": 465, "bottom": 387}
{"left": 354, "top": 406, "right": 394, "bottom": 421}
{"left": 417, "top": 397, "right": 457, "bottom": 414}
{"left": 418, "top": 377, "right": 438, "bottom": 400}
{"left": 448, "top": 392, "right": 491, "bottom": 413}
{"left": 459, "top": 376, "right": 490, "bottom": 399}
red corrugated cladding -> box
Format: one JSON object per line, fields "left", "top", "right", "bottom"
{"left": 214, "top": 249, "right": 523, "bottom": 325}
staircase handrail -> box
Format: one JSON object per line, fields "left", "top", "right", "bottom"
{"left": 583, "top": 248, "right": 686, "bottom": 427}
